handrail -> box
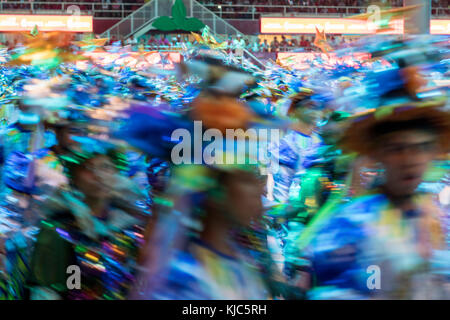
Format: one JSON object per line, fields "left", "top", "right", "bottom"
{"left": 243, "top": 48, "right": 267, "bottom": 69}
{"left": 104, "top": 0, "right": 247, "bottom": 40}
{"left": 101, "top": 0, "right": 267, "bottom": 69}
{"left": 191, "top": 0, "right": 245, "bottom": 37}
{"left": 189, "top": 0, "right": 267, "bottom": 69}
{"left": 101, "top": 0, "right": 161, "bottom": 39}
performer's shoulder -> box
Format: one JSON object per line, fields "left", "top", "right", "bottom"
{"left": 332, "top": 191, "right": 388, "bottom": 221}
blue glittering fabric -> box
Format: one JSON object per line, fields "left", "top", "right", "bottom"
{"left": 149, "top": 239, "right": 270, "bottom": 300}
{"left": 268, "top": 130, "right": 322, "bottom": 203}
{"left": 307, "top": 193, "right": 450, "bottom": 299}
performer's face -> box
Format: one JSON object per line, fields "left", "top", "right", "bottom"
{"left": 291, "top": 100, "right": 324, "bottom": 126}
{"left": 374, "top": 129, "right": 439, "bottom": 197}
{"left": 295, "top": 108, "right": 323, "bottom": 126}
{"left": 75, "top": 155, "right": 116, "bottom": 199}
{"left": 320, "top": 120, "right": 342, "bottom": 145}
{"left": 55, "top": 126, "right": 77, "bottom": 149}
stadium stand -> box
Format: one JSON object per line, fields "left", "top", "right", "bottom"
{"left": 0, "top": 0, "right": 447, "bottom": 19}
{"left": 199, "top": 0, "right": 448, "bottom": 19}
{"left": 0, "top": 0, "right": 146, "bottom": 18}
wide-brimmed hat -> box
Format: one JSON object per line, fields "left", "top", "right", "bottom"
{"left": 340, "top": 36, "right": 450, "bottom": 155}
{"left": 341, "top": 94, "right": 450, "bottom": 155}
{"left": 59, "top": 136, "right": 129, "bottom": 181}
{"left": 181, "top": 54, "right": 258, "bottom": 97}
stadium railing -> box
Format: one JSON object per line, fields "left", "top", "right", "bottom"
{"left": 202, "top": 4, "right": 448, "bottom": 19}
{"left": 0, "top": 2, "right": 447, "bottom": 19}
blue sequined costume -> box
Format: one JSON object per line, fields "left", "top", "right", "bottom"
{"left": 307, "top": 191, "right": 449, "bottom": 299}
{"left": 268, "top": 129, "right": 322, "bottom": 203}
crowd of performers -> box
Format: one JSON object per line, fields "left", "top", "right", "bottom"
{"left": 0, "top": 31, "right": 448, "bottom": 300}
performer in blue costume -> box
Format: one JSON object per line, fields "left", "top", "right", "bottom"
{"left": 264, "top": 89, "right": 326, "bottom": 284}
{"left": 306, "top": 75, "right": 449, "bottom": 299}
{"left": 0, "top": 99, "right": 57, "bottom": 197}
{"left": 267, "top": 89, "right": 325, "bottom": 203}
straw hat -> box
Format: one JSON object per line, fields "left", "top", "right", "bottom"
{"left": 341, "top": 95, "right": 450, "bottom": 155}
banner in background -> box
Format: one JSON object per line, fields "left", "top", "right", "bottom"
{"left": 430, "top": 19, "right": 450, "bottom": 35}
{"left": 261, "top": 17, "right": 403, "bottom": 34}
{"left": 0, "top": 15, "right": 93, "bottom": 32}
{"left": 261, "top": 17, "right": 450, "bottom": 35}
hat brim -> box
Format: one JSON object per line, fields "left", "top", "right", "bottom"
{"left": 341, "top": 97, "right": 450, "bottom": 155}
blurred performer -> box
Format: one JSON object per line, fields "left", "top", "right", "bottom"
{"left": 281, "top": 111, "right": 354, "bottom": 291}
{"left": 1, "top": 100, "right": 55, "bottom": 157}
{"left": 139, "top": 164, "right": 271, "bottom": 300}
{"left": 267, "top": 90, "right": 325, "bottom": 203}
{"left": 265, "top": 90, "right": 325, "bottom": 280}
{"left": 307, "top": 93, "right": 449, "bottom": 299}
{"left": 296, "top": 111, "right": 353, "bottom": 220}
{"left": 0, "top": 100, "right": 56, "bottom": 197}
{"left": 28, "top": 142, "right": 147, "bottom": 300}
{"left": 232, "top": 35, "right": 246, "bottom": 64}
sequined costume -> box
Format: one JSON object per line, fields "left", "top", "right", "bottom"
{"left": 0, "top": 205, "right": 38, "bottom": 299}
{"left": 0, "top": 123, "right": 56, "bottom": 196}
{"left": 307, "top": 190, "right": 449, "bottom": 299}
{"left": 1, "top": 123, "right": 56, "bottom": 157}
{"left": 150, "top": 238, "right": 270, "bottom": 300}
{"left": 28, "top": 187, "right": 145, "bottom": 300}
{"left": 268, "top": 129, "right": 322, "bottom": 203}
